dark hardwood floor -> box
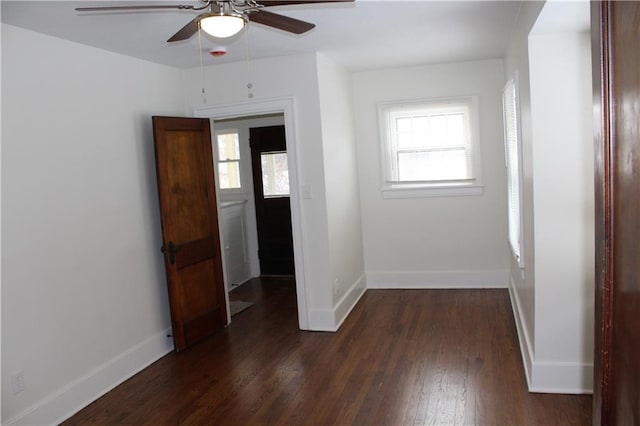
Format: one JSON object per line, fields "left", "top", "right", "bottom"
{"left": 63, "top": 277, "right": 591, "bottom": 425}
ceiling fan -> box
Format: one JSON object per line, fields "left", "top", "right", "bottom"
{"left": 75, "top": 0, "right": 354, "bottom": 42}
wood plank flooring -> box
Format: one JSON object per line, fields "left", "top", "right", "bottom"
{"left": 63, "top": 277, "right": 591, "bottom": 425}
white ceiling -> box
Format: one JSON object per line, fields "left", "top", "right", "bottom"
{"left": 1, "top": 0, "right": 523, "bottom": 71}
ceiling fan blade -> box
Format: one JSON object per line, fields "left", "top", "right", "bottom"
{"left": 75, "top": 5, "right": 196, "bottom": 12}
{"left": 249, "top": 10, "right": 315, "bottom": 34}
{"left": 167, "top": 17, "right": 201, "bottom": 42}
{"left": 258, "top": 0, "right": 353, "bottom": 5}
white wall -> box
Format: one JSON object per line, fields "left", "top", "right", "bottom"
{"left": 352, "top": 59, "right": 509, "bottom": 288}
{"left": 504, "top": 0, "right": 594, "bottom": 393}
{"left": 529, "top": 23, "right": 594, "bottom": 391}
{"left": 1, "top": 24, "right": 185, "bottom": 424}
{"left": 316, "top": 53, "right": 366, "bottom": 324}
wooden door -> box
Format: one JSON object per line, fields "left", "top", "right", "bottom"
{"left": 592, "top": 2, "right": 640, "bottom": 423}
{"left": 152, "top": 116, "right": 227, "bottom": 352}
{"left": 249, "top": 125, "right": 295, "bottom": 276}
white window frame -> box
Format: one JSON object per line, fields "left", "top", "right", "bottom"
{"left": 503, "top": 72, "right": 525, "bottom": 268}
{"left": 215, "top": 129, "right": 244, "bottom": 194}
{"left": 377, "top": 96, "right": 483, "bottom": 198}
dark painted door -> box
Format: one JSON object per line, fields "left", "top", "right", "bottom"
{"left": 250, "top": 125, "right": 294, "bottom": 276}
{"left": 592, "top": 2, "right": 640, "bottom": 423}
{"left": 152, "top": 116, "right": 227, "bottom": 351}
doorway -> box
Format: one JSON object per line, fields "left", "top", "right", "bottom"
{"left": 250, "top": 125, "right": 295, "bottom": 276}
{"left": 196, "top": 97, "right": 310, "bottom": 330}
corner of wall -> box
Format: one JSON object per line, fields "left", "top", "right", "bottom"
{"left": 334, "top": 274, "right": 367, "bottom": 329}
{"left": 508, "top": 272, "right": 594, "bottom": 395}
{"left": 529, "top": 361, "right": 593, "bottom": 394}
{"left": 308, "top": 274, "right": 367, "bottom": 332}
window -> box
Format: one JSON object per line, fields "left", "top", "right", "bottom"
{"left": 261, "top": 152, "right": 290, "bottom": 197}
{"left": 378, "top": 96, "right": 482, "bottom": 198}
{"left": 503, "top": 73, "right": 524, "bottom": 267}
{"left": 216, "top": 131, "right": 241, "bottom": 190}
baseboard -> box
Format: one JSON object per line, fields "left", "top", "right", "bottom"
{"left": 334, "top": 274, "right": 367, "bottom": 330}
{"left": 507, "top": 277, "right": 534, "bottom": 390}
{"left": 366, "top": 269, "right": 509, "bottom": 289}
{"left": 307, "top": 274, "right": 367, "bottom": 332}
{"left": 5, "top": 328, "right": 174, "bottom": 425}
{"left": 508, "top": 276, "right": 594, "bottom": 394}
{"left": 307, "top": 308, "right": 337, "bottom": 332}
{"left": 530, "top": 361, "right": 593, "bottom": 394}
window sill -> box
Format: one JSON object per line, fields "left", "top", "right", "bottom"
{"left": 381, "top": 183, "right": 484, "bottom": 199}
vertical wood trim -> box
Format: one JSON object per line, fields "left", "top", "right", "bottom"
{"left": 592, "top": 1, "right": 614, "bottom": 424}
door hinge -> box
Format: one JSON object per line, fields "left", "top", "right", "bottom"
{"left": 161, "top": 241, "right": 178, "bottom": 264}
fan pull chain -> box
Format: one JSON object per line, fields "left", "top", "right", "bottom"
{"left": 244, "top": 25, "right": 253, "bottom": 99}
{"left": 198, "top": 23, "right": 207, "bottom": 104}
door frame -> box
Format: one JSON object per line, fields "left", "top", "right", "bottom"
{"left": 194, "top": 97, "right": 309, "bottom": 330}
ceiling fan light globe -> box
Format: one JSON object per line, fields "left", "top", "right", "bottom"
{"left": 200, "top": 15, "right": 245, "bottom": 38}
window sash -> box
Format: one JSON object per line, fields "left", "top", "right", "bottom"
{"left": 217, "top": 132, "right": 240, "bottom": 161}
{"left": 218, "top": 159, "right": 241, "bottom": 189}
{"left": 381, "top": 98, "right": 476, "bottom": 185}
{"left": 215, "top": 130, "right": 242, "bottom": 191}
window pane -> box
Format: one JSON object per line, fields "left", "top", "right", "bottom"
{"left": 396, "top": 117, "right": 412, "bottom": 133}
{"left": 397, "top": 132, "right": 414, "bottom": 149}
{"left": 397, "top": 118, "right": 427, "bottom": 150}
{"left": 217, "top": 133, "right": 240, "bottom": 161}
{"left": 447, "top": 113, "right": 465, "bottom": 145}
{"left": 429, "top": 114, "right": 448, "bottom": 145}
{"left": 395, "top": 113, "right": 466, "bottom": 150}
{"left": 396, "top": 117, "right": 417, "bottom": 149}
{"left": 261, "top": 152, "right": 289, "bottom": 197}
{"left": 218, "top": 161, "right": 241, "bottom": 189}
{"left": 413, "top": 116, "right": 429, "bottom": 133}
{"left": 397, "top": 149, "right": 467, "bottom": 181}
